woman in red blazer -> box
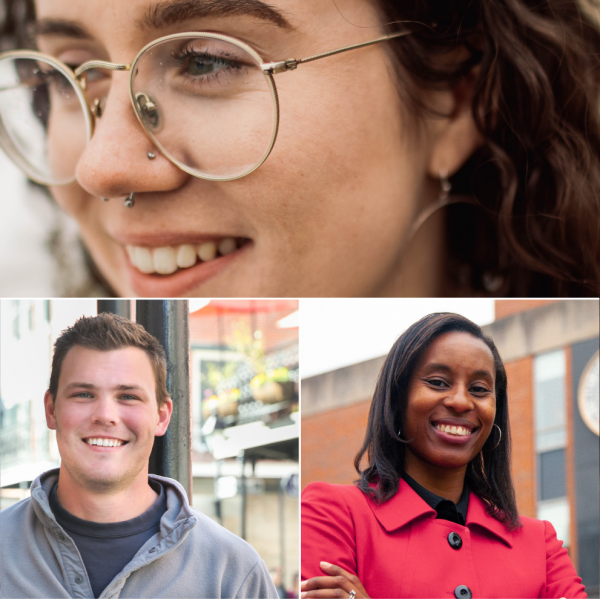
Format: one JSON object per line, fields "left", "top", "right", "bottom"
{"left": 301, "top": 313, "right": 586, "bottom": 599}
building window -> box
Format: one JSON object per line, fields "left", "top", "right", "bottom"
{"left": 538, "top": 448, "right": 566, "bottom": 500}
{"left": 534, "top": 349, "right": 570, "bottom": 547}
{"left": 534, "top": 350, "right": 566, "bottom": 452}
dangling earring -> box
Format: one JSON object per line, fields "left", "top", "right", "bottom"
{"left": 407, "top": 170, "right": 475, "bottom": 238}
{"left": 398, "top": 170, "right": 477, "bottom": 259}
{"left": 439, "top": 169, "right": 451, "bottom": 201}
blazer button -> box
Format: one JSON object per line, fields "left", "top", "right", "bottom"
{"left": 454, "top": 585, "right": 472, "bottom": 599}
{"left": 448, "top": 532, "right": 462, "bottom": 549}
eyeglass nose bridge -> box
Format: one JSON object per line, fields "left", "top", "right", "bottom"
{"left": 74, "top": 60, "right": 131, "bottom": 132}
{"left": 74, "top": 60, "right": 130, "bottom": 85}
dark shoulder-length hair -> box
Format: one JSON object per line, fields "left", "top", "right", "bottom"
{"left": 374, "top": 0, "right": 600, "bottom": 296}
{"left": 354, "top": 312, "right": 522, "bottom": 530}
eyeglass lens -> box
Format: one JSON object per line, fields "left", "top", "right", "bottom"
{"left": 0, "top": 56, "right": 89, "bottom": 185}
{"left": 131, "top": 36, "right": 277, "bottom": 180}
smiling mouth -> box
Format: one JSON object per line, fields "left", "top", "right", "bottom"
{"left": 433, "top": 423, "right": 476, "bottom": 437}
{"left": 125, "top": 237, "right": 250, "bottom": 275}
{"left": 83, "top": 437, "right": 129, "bottom": 447}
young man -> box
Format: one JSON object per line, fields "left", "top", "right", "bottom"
{"left": 0, "top": 313, "right": 278, "bottom": 599}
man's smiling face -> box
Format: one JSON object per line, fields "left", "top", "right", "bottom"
{"left": 45, "top": 345, "right": 172, "bottom": 493}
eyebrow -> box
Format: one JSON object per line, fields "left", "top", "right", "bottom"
{"left": 64, "top": 382, "right": 148, "bottom": 394}
{"left": 35, "top": 0, "right": 292, "bottom": 45}
{"left": 34, "top": 19, "right": 94, "bottom": 40}
{"left": 141, "top": 0, "right": 293, "bottom": 30}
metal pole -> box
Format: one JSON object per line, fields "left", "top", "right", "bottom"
{"left": 97, "top": 300, "right": 131, "bottom": 319}
{"left": 239, "top": 450, "right": 247, "bottom": 540}
{"left": 136, "top": 300, "right": 192, "bottom": 502}
{"left": 279, "top": 481, "right": 286, "bottom": 587}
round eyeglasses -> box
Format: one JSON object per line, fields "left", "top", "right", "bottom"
{"left": 0, "top": 30, "right": 409, "bottom": 186}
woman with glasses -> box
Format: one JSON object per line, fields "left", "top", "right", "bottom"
{"left": 0, "top": 0, "right": 599, "bottom": 297}
{"left": 301, "top": 313, "right": 586, "bottom": 598}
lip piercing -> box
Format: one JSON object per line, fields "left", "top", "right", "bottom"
{"left": 148, "top": 152, "right": 156, "bottom": 160}
{"left": 124, "top": 192, "right": 135, "bottom": 208}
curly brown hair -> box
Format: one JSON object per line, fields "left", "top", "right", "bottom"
{"left": 371, "top": 0, "right": 600, "bottom": 296}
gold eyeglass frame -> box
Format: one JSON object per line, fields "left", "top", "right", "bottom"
{"left": 0, "top": 29, "right": 410, "bottom": 186}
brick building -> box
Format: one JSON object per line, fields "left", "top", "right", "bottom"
{"left": 301, "top": 299, "right": 599, "bottom": 594}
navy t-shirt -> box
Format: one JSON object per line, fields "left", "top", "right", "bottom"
{"left": 49, "top": 480, "right": 166, "bottom": 598}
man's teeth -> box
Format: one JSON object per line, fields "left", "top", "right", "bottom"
{"left": 435, "top": 424, "right": 473, "bottom": 437}
{"left": 85, "top": 438, "right": 125, "bottom": 447}
{"left": 126, "top": 238, "right": 238, "bottom": 275}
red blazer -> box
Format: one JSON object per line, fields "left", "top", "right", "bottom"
{"left": 301, "top": 480, "right": 586, "bottom": 598}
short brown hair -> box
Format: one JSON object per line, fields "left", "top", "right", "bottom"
{"left": 49, "top": 313, "right": 169, "bottom": 409}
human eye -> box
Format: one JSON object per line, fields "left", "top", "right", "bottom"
{"left": 167, "top": 41, "right": 250, "bottom": 89}
{"left": 470, "top": 383, "right": 491, "bottom": 395}
{"left": 424, "top": 378, "right": 448, "bottom": 389}
{"left": 72, "top": 391, "right": 93, "bottom": 399}
{"left": 119, "top": 394, "right": 139, "bottom": 400}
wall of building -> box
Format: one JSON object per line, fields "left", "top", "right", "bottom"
{"left": 504, "top": 356, "right": 536, "bottom": 518}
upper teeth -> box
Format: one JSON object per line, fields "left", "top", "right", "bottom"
{"left": 435, "top": 424, "right": 472, "bottom": 436}
{"left": 85, "top": 438, "right": 124, "bottom": 447}
{"left": 126, "top": 238, "right": 238, "bottom": 275}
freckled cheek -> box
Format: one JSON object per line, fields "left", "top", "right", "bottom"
{"left": 49, "top": 182, "right": 92, "bottom": 220}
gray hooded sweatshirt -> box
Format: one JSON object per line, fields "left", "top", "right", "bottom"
{"left": 0, "top": 469, "right": 279, "bottom": 599}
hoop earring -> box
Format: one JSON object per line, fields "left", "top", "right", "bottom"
{"left": 398, "top": 171, "right": 477, "bottom": 261}
{"left": 439, "top": 169, "right": 451, "bottom": 201}
{"left": 490, "top": 423, "right": 502, "bottom": 450}
{"left": 124, "top": 192, "right": 135, "bottom": 208}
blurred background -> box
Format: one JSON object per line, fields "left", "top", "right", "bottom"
{"left": 301, "top": 299, "right": 599, "bottom": 596}
{"left": 0, "top": 298, "right": 299, "bottom": 597}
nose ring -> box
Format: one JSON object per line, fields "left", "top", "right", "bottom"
{"left": 124, "top": 192, "right": 135, "bottom": 208}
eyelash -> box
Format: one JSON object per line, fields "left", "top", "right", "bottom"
{"left": 171, "top": 45, "right": 245, "bottom": 85}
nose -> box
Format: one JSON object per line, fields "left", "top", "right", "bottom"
{"left": 90, "top": 396, "right": 120, "bottom": 427}
{"left": 75, "top": 74, "right": 188, "bottom": 200}
{"left": 444, "top": 383, "right": 474, "bottom": 412}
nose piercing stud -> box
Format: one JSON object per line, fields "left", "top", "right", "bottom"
{"left": 124, "top": 192, "right": 135, "bottom": 208}
{"left": 148, "top": 152, "right": 156, "bottom": 160}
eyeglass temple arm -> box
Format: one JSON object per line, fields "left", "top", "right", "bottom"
{"left": 261, "top": 30, "right": 411, "bottom": 75}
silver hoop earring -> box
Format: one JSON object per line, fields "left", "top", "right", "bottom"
{"left": 490, "top": 423, "right": 502, "bottom": 450}
{"left": 400, "top": 173, "right": 476, "bottom": 255}
{"left": 148, "top": 152, "right": 156, "bottom": 160}
{"left": 124, "top": 192, "right": 135, "bottom": 208}
{"left": 439, "top": 169, "right": 452, "bottom": 201}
